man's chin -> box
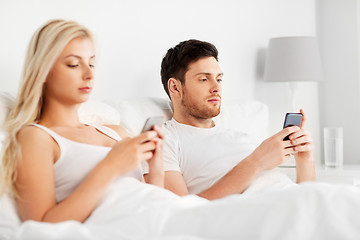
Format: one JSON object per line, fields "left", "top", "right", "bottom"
{"left": 202, "top": 107, "right": 221, "bottom": 118}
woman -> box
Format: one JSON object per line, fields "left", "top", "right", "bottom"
{"left": 1, "top": 19, "right": 164, "bottom": 223}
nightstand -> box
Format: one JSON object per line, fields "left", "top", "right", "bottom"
{"left": 278, "top": 165, "right": 360, "bottom": 186}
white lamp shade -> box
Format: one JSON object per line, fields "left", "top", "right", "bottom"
{"left": 264, "top": 36, "right": 323, "bottom": 82}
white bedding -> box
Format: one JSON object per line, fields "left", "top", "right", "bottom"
{"left": 1, "top": 173, "right": 360, "bottom": 240}
{"left": 2, "top": 93, "right": 360, "bottom": 239}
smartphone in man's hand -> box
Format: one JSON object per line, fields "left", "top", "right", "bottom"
{"left": 141, "top": 116, "right": 165, "bottom": 132}
{"left": 283, "top": 113, "right": 303, "bottom": 140}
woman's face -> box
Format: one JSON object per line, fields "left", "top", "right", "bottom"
{"left": 45, "top": 37, "right": 95, "bottom": 105}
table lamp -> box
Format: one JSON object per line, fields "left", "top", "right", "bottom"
{"left": 263, "top": 36, "right": 323, "bottom": 111}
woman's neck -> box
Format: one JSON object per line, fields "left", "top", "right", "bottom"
{"left": 40, "top": 100, "right": 83, "bottom": 127}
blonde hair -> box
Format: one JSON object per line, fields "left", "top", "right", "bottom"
{"left": 1, "top": 19, "right": 94, "bottom": 195}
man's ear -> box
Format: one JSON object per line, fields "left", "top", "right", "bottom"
{"left": 168, "top": 78, "right": 182, "bottom": 98}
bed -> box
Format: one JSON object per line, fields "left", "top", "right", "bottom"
{"left": 1, "top": 91, "right": 360, "bottom": 240}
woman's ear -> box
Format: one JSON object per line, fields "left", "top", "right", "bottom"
{"left": 168, "top": 78, "right": 182, "bottom": 98}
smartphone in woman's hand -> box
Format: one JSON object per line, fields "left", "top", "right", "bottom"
{"left": 141, "top": 116, "right": 165, "bottom": 132}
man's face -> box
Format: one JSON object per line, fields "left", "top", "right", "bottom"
{"left": 180, "top": 56, "right": 223, "bottom": 119}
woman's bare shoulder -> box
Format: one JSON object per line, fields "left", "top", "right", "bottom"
{"left": 105, "top": 125, "right": 128, "bottom": 138}
{"left": 16, "top": 125, "right": 56, "bottom": 166}
{"left": 17, "top": 125, "right": 53, "bottom": 145}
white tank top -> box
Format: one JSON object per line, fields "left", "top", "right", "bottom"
{"left": 31, "top": 123, "right": 143, "bottom": 202}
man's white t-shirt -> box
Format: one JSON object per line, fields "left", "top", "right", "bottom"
{"left": 157, "top": 118, "right": 259, "bottom": 195}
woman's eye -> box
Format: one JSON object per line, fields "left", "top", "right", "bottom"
{"left": 89, "top": 64, "right": 95, "bottom": 69}
{"left": 68, "top": 64, "right": 78, "bottom": 68}
{"left": 217, "top": 79, "right": 223, "bottom": 83}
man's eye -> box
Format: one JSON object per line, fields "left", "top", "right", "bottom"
{"left": 217, "top": 79, "right": 223, "bottom": 83}
{"left": 89, "top": 64, "right": 95, "bottom": 69}
{"left": 200, "top": 79, "right": 207, "bottom": 82}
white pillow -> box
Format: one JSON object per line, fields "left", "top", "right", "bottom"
{"left": 107, "top": 97, "right": 173, "bottom": 137}
{"left": 109, "top": 97, "right": 268, "bottom": 142}
{"left": 78, "top": 100, "right": 121, "bottom": 126}
{"left": 214, "top": 100, "right": 269, "bottom": 144}
{"left": 0, "top": 92, "right": 15, "bottom": 131}
{"left": 0, "top": 124, "right": 20, "bottom": 236}
{"left": 0, "top": 191, "right": 21, "bottom": 236}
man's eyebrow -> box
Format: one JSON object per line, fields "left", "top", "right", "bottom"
{"left": 194, "top": 72, "right": 224, "bottom": 77}
{"left": 65, "top": 54, "right": 96, "bottom": 59}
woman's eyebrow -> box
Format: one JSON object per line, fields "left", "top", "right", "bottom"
{"left": 64, "top": 54, "right": 96, "bottom": 59}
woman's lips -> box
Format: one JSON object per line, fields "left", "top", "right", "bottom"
{"left": 79, "top": 87, "right": 92, "bottom": 93}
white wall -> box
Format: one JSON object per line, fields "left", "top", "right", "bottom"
{"left": 316, "top": 0, "right": 360, "bottom": 165}
{"left": 0, "top": 0, "right": 321, "bottom": 159}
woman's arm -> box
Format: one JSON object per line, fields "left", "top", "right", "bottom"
{"left": 16, "top": 126, "right": 158, "bottom": 223}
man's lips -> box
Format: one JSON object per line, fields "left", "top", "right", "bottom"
{"left": 208, "top": 97, "right": 221, "bottom": 103}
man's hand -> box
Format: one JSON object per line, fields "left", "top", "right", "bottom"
{"left": 292, "top": 109, "right": 316, "bottom": 182}
{"left": 248, "top": 125, "right": 300, "bottom": 171}
{"left": 290, "top": 109, "right": 314, "bottom": 162}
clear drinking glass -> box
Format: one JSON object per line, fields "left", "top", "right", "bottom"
{"left": 324, "top": 127, "right": 343, "bottom": 168}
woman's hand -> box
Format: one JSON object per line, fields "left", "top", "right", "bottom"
{"left": 145, "top": 125, "right": 165, "bottom": 187}
{"left": 105, "top": 130, "right": 158, "bottom": 176}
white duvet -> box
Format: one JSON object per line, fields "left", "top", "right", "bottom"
{"left": 1, "top": 172, "right": 360, "bottom": 240}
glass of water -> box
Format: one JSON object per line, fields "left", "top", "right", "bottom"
{"left": 324, "top": 127, "right": 343, "bottom": 168}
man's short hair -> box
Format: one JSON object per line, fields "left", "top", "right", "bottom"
{"left": 160, "top": 39, "right": 218, "bottom": 98}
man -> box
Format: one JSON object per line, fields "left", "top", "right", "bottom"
{"left": 157, "top": 39, "right": 315, "bottom": 200}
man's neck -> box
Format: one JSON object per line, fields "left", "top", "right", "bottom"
{"left": 173, "top": 112, "right": 215, "bottom": 128}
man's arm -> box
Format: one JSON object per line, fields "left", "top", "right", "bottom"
{"left": 164, "top": 160, "right": 258, "bottom": 199}
{"left": 292, "top": 109, "right": 316, "bottom": 183}
{"left": 164, "top": 171, "right": 189, "bottom": 196}
{"left": 197, "top": 156, "right": 260, "bottom": 199}
{"left": 164, "top": 126, "right": 300, "bottom": 200}
{"left": 296, "top": 155, "right": 316, "bottom": 183}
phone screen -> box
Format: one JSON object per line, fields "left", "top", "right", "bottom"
{"left": 141, "top": 116, "right": 165, "bottom": 132}
{"left": 283, "top": 113, "right": 302, "bottom": 140}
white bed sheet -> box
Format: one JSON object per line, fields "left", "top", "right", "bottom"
{"left": 1, "top": 93, "right": 359, "bottom": 239}
{"left": 1, "top": 174, "right": 360, "bottom": 240}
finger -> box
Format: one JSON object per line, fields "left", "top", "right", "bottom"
{"left": 155, "top": 139, "right": 164, "bottom": 151}
{"left": 299, "top": 109, "right": 306, "bottom": 128}
{"left": 153, "top": 125, "right": 165, "bottom": 139}
{"left": 150, "top": 140, "right": 163, "bottom": 160}
{"left": 284, "top": 147, "right": 296, "bottom": 155}
{"left": 293, "top": 142, "right": 313, "bottom": 152}
{"left": 142, "top": 151, "right": 154, "bottom": 161}
{"left": 136, "top": 131, "right": 158, "bottom": 143}
{"left": 140, "top": 140, "right": 156, "bottom": 152}
{"left": 288, "top": 128, "right": 309, "bottom": 140}
{"left": 149, "top": 137, "right": 163, "bottom": 145}
{"left": 283, "top": 139, "right": 295, "bottom": 148}
{"left": 283, "top": 154, "right": 293, "bottom": 162}
{"left": 290, "top": 134, "right": 312, "bottom": 147}
{"left": 289, "top": 129, "right": 311, "bottom": 142}
{"left": 278, "top": 126, "right": 300, "bottom": 139}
